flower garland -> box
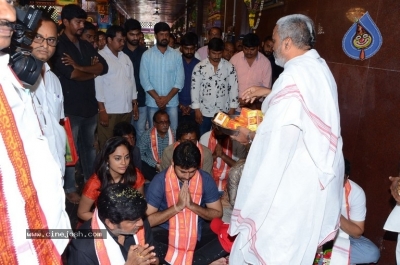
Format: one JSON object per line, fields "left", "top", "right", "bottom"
{"left": 244, "top": 0, "right": 264, "bottom": 30}
{"left": 244, "top": 0, "right": 262, "bottom": 14}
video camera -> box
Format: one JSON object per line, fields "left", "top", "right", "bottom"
{"left": 8, "top": 6, "right": 43, "bottom": 85}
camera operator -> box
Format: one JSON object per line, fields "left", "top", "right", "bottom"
{"left": 0, "top": 1, "right": 71, "bottom": 264}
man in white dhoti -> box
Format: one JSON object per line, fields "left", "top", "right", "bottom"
{"left": 228, "top": 14, "right": 344, "bottom": 265}
{"left": 0, "top": 3, "right": 70, "bottom": 264}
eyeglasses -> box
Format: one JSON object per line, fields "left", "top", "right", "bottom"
{"left": 155, "top": 120, "right": 170, "bottom": 125}
{"left": 33, "top": 34, "right": 58, "bottom": 47}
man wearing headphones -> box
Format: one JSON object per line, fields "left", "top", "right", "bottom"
{"left": 0, "top": 2, "right": 71, "bottom": 263}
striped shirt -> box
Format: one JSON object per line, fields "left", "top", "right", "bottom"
{"left": 140, "top": 46, "right": 185, "bottom": 108}
{"left": 138, "top": 128, "right": 175, "bottom": 167}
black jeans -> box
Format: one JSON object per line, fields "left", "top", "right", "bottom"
{"left": 141, "top": 161, "right": 158, "bottom": 181}
{"left": 152, "top": 222, "right": 228, "bottom": 265}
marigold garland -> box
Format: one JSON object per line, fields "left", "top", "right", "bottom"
{"left": 244, "top": 0, "right": 264, "bottom": 30}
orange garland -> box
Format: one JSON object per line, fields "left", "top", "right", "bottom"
{"left": 92, "top": 209, "right": 146, "bottom": 264}
{"left": 208, "top": 131, "right": 232, "bottom": 191}
{"left": 165, "top": 166, "right": 203, "bottom": 265}
{"left": 344, "top": 180, "right": 352, "bottom": 219}
{"left": 151, "top": 127, "right": 174, "bottom": 164}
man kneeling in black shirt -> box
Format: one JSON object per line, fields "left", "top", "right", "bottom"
{"left": 68, "top": 184, "right": 159, "bottom": 265}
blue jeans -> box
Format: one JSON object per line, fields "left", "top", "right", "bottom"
{"left": 199, "top": 116, "right": 213, "bottom": 137}
{"left": 132, "top": 106, "right": 147, "bottom": 140}
{"left": 147, "top": 106, "right": 178, "bottom": 131}
{"left": 349, "top": 235, "right": 380, "bottom": 264}
{"left": 64, "top": 113, "right": 97, "bottom": 193}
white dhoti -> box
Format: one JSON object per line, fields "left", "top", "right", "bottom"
{"left": 229, "top": 49, "right": 344, "bottom": 265}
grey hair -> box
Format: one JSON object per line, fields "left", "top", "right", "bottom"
{"left": 276, "top": 14, "right": 316, "bottom": 49}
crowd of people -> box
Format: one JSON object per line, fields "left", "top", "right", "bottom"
{"left": 0, "top": 0, "right": 394, "bottom": 264}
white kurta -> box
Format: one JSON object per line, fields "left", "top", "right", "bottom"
{"left": 229, "top": 49, "right": 344, "bottom": 265}
{"left": 27, "top": 63, "right": 66, "bottom": 174}
{"left": 0, "top": 52, "right": 70, "bottom": 263}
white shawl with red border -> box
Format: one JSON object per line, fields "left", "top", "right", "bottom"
{"left": 229, "top": 49, "right": 344, "bottom": 265}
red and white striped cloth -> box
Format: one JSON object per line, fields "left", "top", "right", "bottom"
{"left": 164, "top": 166, "right": 203, "bottom": 265}
{"left": 91, "top": 208, "right": 146, "bottom": 265}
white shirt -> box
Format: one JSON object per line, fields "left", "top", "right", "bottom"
{"left": 27, "top": 63, "right": 66, "bottom": 174}
{"left": 0, "top": 52, "right": 71, "bottom": 263}
{"left": 191, "top": 58, "right": 239, "bottom": 117}
{"left": 95, "top": 45, "right": 137, "bottom": 113}
{"left": 332, "top": 179, "right": 366, "bottom": 263}
{"left": 342, "top": 179, "right": 366, "bottom": 222}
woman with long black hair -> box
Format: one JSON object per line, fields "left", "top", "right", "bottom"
{"left": 78, "top": 137, "right": 145, "bottom": 221}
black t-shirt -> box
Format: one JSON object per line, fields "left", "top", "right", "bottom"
{"left": 52, "top": 33, "right": 108, "bottom": 117}
{"left": 67, "top": 218, "right": 154, "bottom": 265}
{"left": 122, "top": 45, "right": 148, "bottom": 107}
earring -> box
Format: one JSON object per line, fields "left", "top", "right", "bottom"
{"left": 106, "top": 163, "right": 109, "bottom": 170}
